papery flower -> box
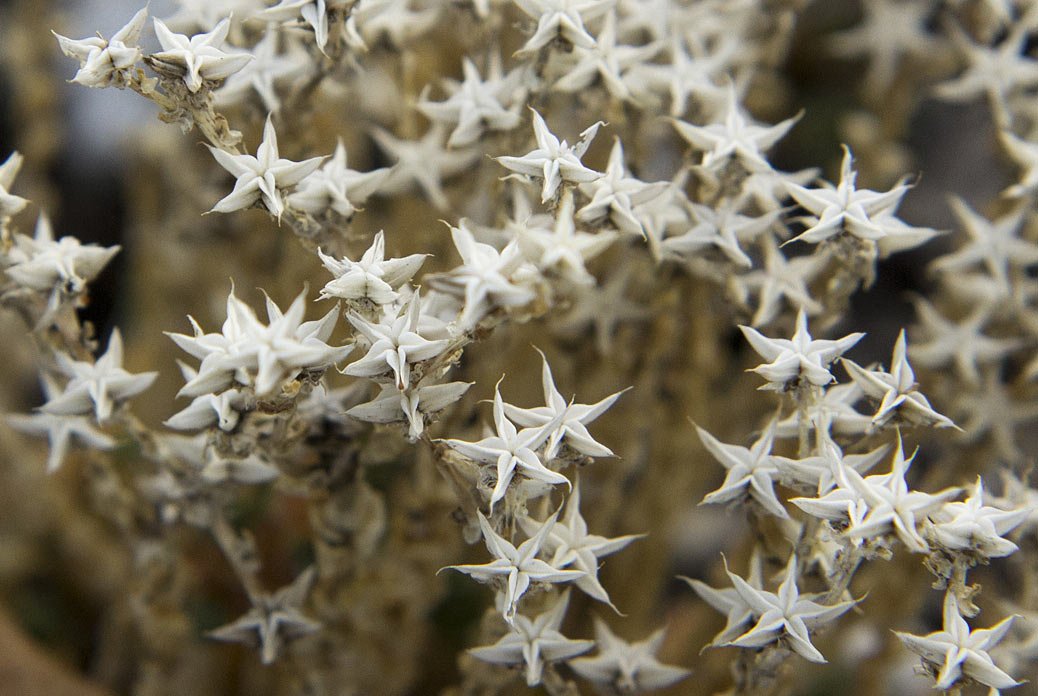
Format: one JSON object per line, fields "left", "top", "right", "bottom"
{"left": 569, "top": 618, "right": 690, "bottom": 692}
{"left": 316, "top": 231, "right": 426, "bottom": 305}
{"left": 288, "top": 139, "right": 390, "bottom": 218}
{"left": 53, "top": 7, "right": 148, "bottom": 88}
{"left": 149, "top": 16, "right": 253, "bottom": 93}
{"left": 0, "top": 151, "right": 28, "bottom": 222}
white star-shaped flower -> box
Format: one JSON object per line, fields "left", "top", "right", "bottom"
{"left": 6, "top": 373, "right": 117, "bottom": 473}
{"left": 371, "top": 124, "right": 480, "bottom": 210}
{"left": 0, "top": 151, "right": 28, "bottom": 221}
{"left": 209, "top": 567, "right": 321, "bottom": 665}
{"left": 896, "top": 593, "right": 1019, "bottom": 692}
{"left": 497, "top": 109, "right": 603, "bottom": 204}
{"left": 344, "top": 292, "right": 449, "bottom": 390}
{"left": 41, "top": 328, "right": 158, "bottom": 424}
{"left": 208, "top": 115, "right": 325, "bottom": 220}
{"left": 149, "top": 16, "right": 253, "bottom": 93}
{"left": 288, "top": 139, "right": 390, "bottom": 219}
{"left": 785, "top": 145, "right": 934, "bottom": 247}
{"left": 569, "top": 618, "right": 690, "bottom": 692}
{"left": 731, "top": 234, "right": 827, "bottom": 328}
{"left": 164, "top": 361, "right": 249, "bottom": 431}
{"left": 518, "top": 478, "right": 642, "bottom": 610}
{"left": 696, "top": 419, "right": 788, "bottom": 518}
{"left": 214, "top": 29, "right": 309, "bottom": 113}
{"left": 671, "top": 86, "right": 800, "bottom": 175}
{"left": 502, "top": 348, "right": 624, "bottom": 460}
{"left": 682, "top": 549, "right": 765, "bottom": 649}
{"left": 346, "top": 378, "right": 471, "bottom": 441}
{"left": 740, "top": 308, "right": 864, "bottom": 392}
{"left": 928, "top": 477, "right": 1028, "bottom": 560}
{"left": 468, "top": 590, "right": 594, "bottom": 686}
{"left": 512, "top": 0, "right": 616, "bottom": 56}
{"left": 720, "top": 554, "right": 857, "bottom": 663}
{"left": 552, "top": 11, "right": 660, "bottom": 102}
{"left": 417, "top": 54, "right": 527, "bottom": 148}
{"left": 577, "top": 137, "right": 668, "bottom": 237}
{"left": 517, "top": 188, "right": 617, "bottom": 287}
{"left": 841, "top": 329, "right": 956, "bottom": 429}
{"left": 53, "top": 7, "right": 147, "bottom": 88}
{"left": 444, "top": 510, "right": 584, "bottom": 623}
{"left": 772, "top": 382, "right": 874, "bottom": 440}
{"left": 441, "top": 379, "right": 569, "bottom": 512}
{"left": 316, "top": 230, "right": 426, "bottom": 305}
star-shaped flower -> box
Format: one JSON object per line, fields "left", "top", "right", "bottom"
{"left": 346, "top": 378, "right": 471, "bottom": 441}
{"left": 6, "top": 373, "right": 117, "bottom": 473}
{"left": 259, "top": 0, "right": 345, "bottom": 53}
{"left": 164, "top": 362, "right": 249, "bottom": 431}
{"left": 935, "top": 18, "right": 1038, "bottom": 105}
{"left": 168, "top": 286, "right": 352, "bottom": 398}
{"left": 0, "top": 151, "right": 28, "bottom": 221}
{"left": 719, "top": 554, "right": 857, "bottom": 663}
{"left": 444, "top": 510, "right": 584, "bottom": 623}
{"left": 344, "top": 291, "right": 449, "bottom": 390}
{"left": 441, "top": 379, "right": 568, "bottom": 512}
{"left": 40, "top": 328, "right": 158, "bottom": 424}
{"left": 517, "top": 188, "right": 617, "bottom": 287}
{"left": 552, "top": 11, "right": 660, "bottom": 102}
{"left": 214, "top": 29, "right": 308, "bottom": 113}
{"left": 576, "top": 137, "right": 668, "bottom": 237}
{"left": 731, "top": 234, "right": 827, "bottom": 328}
{"left": 316, "top": 230, "right": 426, "bottom": 305}
{"left": 502, "top": 348, "right": 624, "bottom": 460}
{"left": 371, "top": 124, "right": 480, "bottom": 210}
{"left": 569, "top": 618, "right": 690, "bottom": 692}
{"left": 740, "top": 308, "right": 864, "bottom": 392}
{"left": 928, "top": 477, "right": 1028, "bottom": 560}
{"left": 784, "top": 145, "right": 930, "bottom": 246}
{"left": 418, "top": 54, "right": 526, "bottom": 148}
{"left": 950, "top": 367, "right": 1038, "bottom": 463}
{"left": 288, "top": 139, "right": 390, "bottom": 219}
{"left": 682, "top": 549, "right": 764, "bottom": 648}
{"left": 427, "top": 220, "right": 536, "bottom": 328}
{"left": 696, "top": 419, "right": 788, "bottom": 518}
{"left": 896, "top": 593, "right": 1019, "bottom": 692}
{"left": 656, "top": 200, "right": 778, "bottom": 268}
{"left": 208, "top": 115, "right": 325, "bottom": 220}
{"left": 671, "top": 86, "right": 800, "bottom": 175}
{"left": 841, "top": 329, "right": 956, "bottom": 429}
{"left": 53, "top": 7, "right": 147, "bottom": 88}
{"left": 772, "top": 382, "right": 874, "bottom": 439}
{"left": 149, "top": 16, "right": 253, "bottom": 93}
{"left": 518, "top": 478, "right": 642, "bottom": 610}
{"left": 497, "top": 109, "right": 603, "bottom": 203}
{"left": 512, "top": 0, "right": 617, "bottom": 56}
{"left": 774, "top": 432, "right": 890, "bottom": 496}
{"left": 468, "top": 590, "right": 594, "bottom": 686}
{"left": 209, "top": 567, "right": 321, "bottom": 665}
{"left": 792, "top": 434, "right": 960, "bottom": 553}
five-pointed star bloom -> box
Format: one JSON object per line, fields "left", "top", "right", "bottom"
{"left": 682, "top": 549, "right": 765, "bottom": 648}
{"left": 772, "top": 381, "right": 874, "bottom": 439}
{"left": 214, "top": 29, "right": 308, "bottom": 113}
{"left": 164, "top": 362, "right": 249, "bottom": 431}
{"left": 928, "top": 476, "right": 1028, "bottom": 559}
{"left": 41, "top": 328, "right": 158, "bottom": 424}
{"left": 931, "top": 196, "right": 1038, "bottom": 295}
{"left": 502, "top": 348, "right": 624, "bottom": 460}
{"left": 316, "top": 230, "right": 426, "bottom": 305}
{"left": 732, "top": 233, "right": 827, "bottom": 327}
{"left": 149, "top": 16, "right": 253, "bottom": 93}
{"left": 0, "top": 151, "right": 28, "bottom": 221}
{"left": 371, "top": 124, "right": 480, "bottom": 210}
{"left": 717, "top": 554, "right": 857, "bottom": 663}
{"left": 569, "top": 617, "right": 690, "bottom": 692}
{"left": 208, "top": 115, "right": 325, "bottom": 220}
{"left": 577, "top": 137, "right": 668, "bottom": 237}
{"left": 417, "top": 54, "right": 526, "bottom": 148}
{"left": 497, "top": 109, "right": 603, "bottom": 203}
{"left": 907, "top": 297, "right": 1021, "bottom": 387}
{"left": 346, "top": 378, "right": 471, "bottom": 441}
{"left": 934, "top": 18, "right": 1038, "bottom": 105}
{"left": 552, "top": 10, "right": 660, "bottom": 102}
{"left": 636, "top": 36, "right": 731, "bottom": 118}
{"left": 209, "top": 567, "right": 321, "bottom": 665}
{"left": 468, "top": 590, "right": 594, "bottom": 686}
{"left": 784, "top": 145, "right": 933, "bottom": 246}
{"left": 512, "top": 0, "right": 616, "bottom": 56}
{"left": 773, "top": 432, "right": 890, "bottom": 496}
{"left": 3, "top": 212, "right": 121, "bottom": 322}
{"left": 53, "top": 6, "right": 147, "bottom": 88}
{"left": 6, "top": 373, "right": 117, "bottom": 473}
{"left": 518, "top": 478, "right": 642, "bottom": 609}
{"left": 517, "top": 188, "right": 617, "bottom": 287}
{"left": 841, "top": 329, "right": 956, "bottom": 429}
{"left": 441, "top": 379, "right": 568, "bottom": 512}
{"left": 896, "top": 593, "right": 1019, "bottom": 693}
{"left": 657, "top": 200, "right": 779, "bottom": 268}
{"left": 671, "top": 86, "right": 800, "bottom": 175}
{"left": 792, "top": 434, "right": 961, "bottom": 553}
{"left": 344, "top": 292, "right": 449, "bottom": 390}
{"left": 999, "top": 128, "right": 1038, "bottom": 198}
{"left": 444, "top": 510, "right": 583, "bottom": 623}
{"left": 740, "top": 308, "right": 864, "bottom": 392}
{"left": 168, "top": 286, "right": 352, "bottom": 398}
{"left": 696, "top": 419, "right": 788, "bottom": 518}
{"left": 549, "top": 262, "right": 645, "bottom": 354}
{"left": 951, "top": 367, "right": 1038, "bottom": 463}
{"left": 427, "top": 220, "right": 536, "bottom": 328}
{"left": 289, "top": 139, "right": 389, "bottom": 218}
{"left": 259, "top": 0, "right": 347, "bottom": 53}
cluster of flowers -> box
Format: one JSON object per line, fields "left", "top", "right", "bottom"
{"left": 1, "top": 0, "right": 1038, "bottom": 694}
